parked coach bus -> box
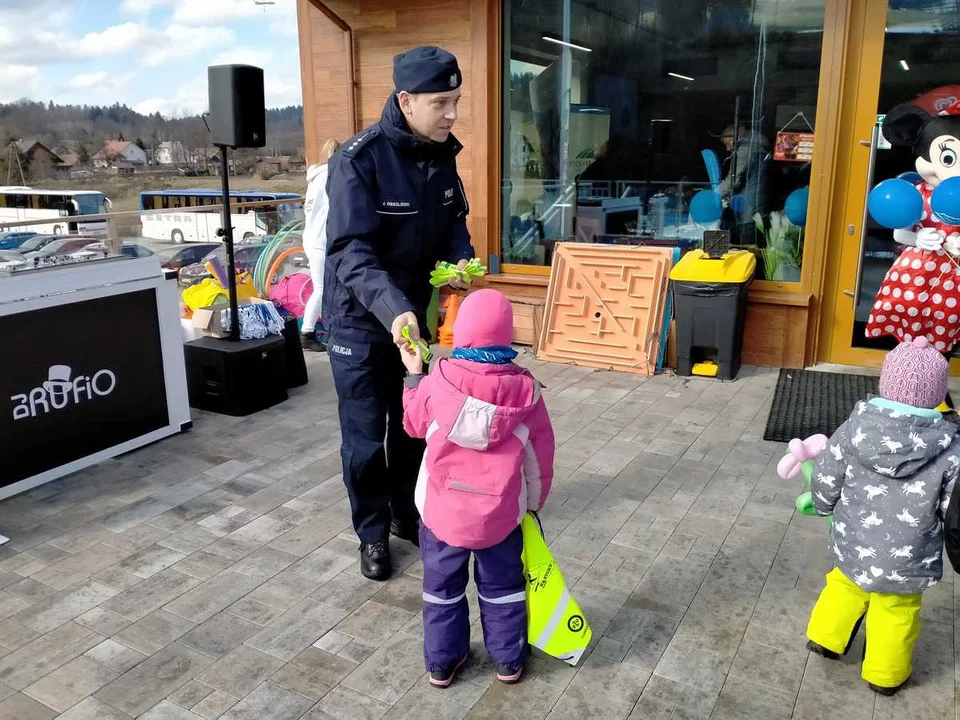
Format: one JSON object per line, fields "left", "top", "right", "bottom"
{"left": 139, "top": 190, "right": 301, "bottom": 244}
{"left": 0, "top": 187, "right": 112, "bottom": 235}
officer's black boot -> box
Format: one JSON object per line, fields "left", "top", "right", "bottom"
{"left": 359, "top": 541, "right": 391, "bottom": 581}
{"left": 390, "top": 520, "right": 420, "bottom": 547}
{"left": 301, "top": 331, "right": 326, "bottom": 352}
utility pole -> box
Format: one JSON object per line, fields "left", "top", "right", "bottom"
{"left": 6, "top": 143, "right": 26, "bottom": 185}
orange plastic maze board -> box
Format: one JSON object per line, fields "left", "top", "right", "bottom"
{"left": 537, "top": 243, "right": 673, "bottom": 375}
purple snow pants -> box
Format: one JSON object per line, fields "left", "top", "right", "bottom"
{"left": 420, "top": 522, "right": 528, "bottom": 672}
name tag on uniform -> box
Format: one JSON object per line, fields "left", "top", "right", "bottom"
{"left": 377, "top": 198, "right": 418, "bottom": 216}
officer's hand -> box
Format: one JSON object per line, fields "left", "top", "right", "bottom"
{"left": 448, "top": 258, "right": 471, "bottom": 291}
{"left": 399, "top": 342, "right": 424, "bottom": 375}
{"left": 392, "top": 311, "right": 420, "bottom": 348}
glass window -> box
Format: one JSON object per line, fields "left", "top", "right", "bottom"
{"left": 74, "top": 194, "right": 106, "bottom": 216}
{"left": 502, "top": 0, "right": 826, "bottom": 281}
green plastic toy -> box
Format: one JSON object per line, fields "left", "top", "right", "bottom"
{"left": 430, "top": 258, "right": 487, "bottom": 288}
{"left": 401, "top": 325, "right": 433, "bottom": 364}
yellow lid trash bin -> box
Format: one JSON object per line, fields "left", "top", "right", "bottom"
{"left": 669, "top": 250, "right": 756, "bottom": 380}
{"left": 669, "top": 249, "right": 756, "bottom": 284}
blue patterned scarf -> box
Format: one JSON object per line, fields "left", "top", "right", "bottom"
{"left": 450, "top": 345, "right": 518, "bottom": 364}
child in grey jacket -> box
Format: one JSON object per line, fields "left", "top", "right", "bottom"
{"left": 805, "top": 337, "right": 958, "bottom": 696}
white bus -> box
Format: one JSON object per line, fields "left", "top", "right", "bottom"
{"left": 139, "top": 190, "right": 301, "bottom": 244}
{"left": 0, "top": 187, "right": 112, "bottom": 234}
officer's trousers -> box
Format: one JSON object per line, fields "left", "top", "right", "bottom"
{"left": 328, "top": 336, "right": 424, "bottom": 544}
{"left": 807, "top": 568, "right": 922, "bottom": 688}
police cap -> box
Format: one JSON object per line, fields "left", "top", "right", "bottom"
{"left": 393, "top": 46, "right": 462, "bottom": 94}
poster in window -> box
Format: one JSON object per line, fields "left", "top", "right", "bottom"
{"left": 774, "top": 132, "right": 815, "bottom": 162}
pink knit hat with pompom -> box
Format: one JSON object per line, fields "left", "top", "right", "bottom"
{"left": 878, "top": 336, "right": 948, "bottom": 409}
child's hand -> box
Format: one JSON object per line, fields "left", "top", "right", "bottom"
{"left": 400, "top": 341, "right": 424, "bottom": 375}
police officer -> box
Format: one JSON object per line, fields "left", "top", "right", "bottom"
{"left": 323, "top": 46, "right": 474, "bottom": 580}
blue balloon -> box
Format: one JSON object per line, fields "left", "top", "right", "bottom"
{"left": 690, "top": 190, "right": 722, "bottom": 225}
{"left": 898, "top": 171, "right": 923, "bottom": 185}
{"left": 868, "top": 178, "right": 924, "bottom": 229}
{"left": 931, "top": 176, "right": 960, "bottom": 225}
{"left": 784, "top": 187, "right": 809, "bottom": 227}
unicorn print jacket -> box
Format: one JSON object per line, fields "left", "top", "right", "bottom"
{"left": 813, "top": 399, "right": 959, "bottom": 594}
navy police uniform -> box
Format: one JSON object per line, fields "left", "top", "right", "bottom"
{"left": 323, "top": 46, "right": 474, "bottom": 546}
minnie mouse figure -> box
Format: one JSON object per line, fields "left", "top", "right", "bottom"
{"left": 866, "top": 99, "right": 960, "bottom": 352}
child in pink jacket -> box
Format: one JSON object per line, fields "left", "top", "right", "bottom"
{"left": 400, "top": 289, "right": 555, "bottom": 688}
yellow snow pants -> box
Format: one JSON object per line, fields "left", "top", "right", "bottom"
{"left": 806, "top": 568, "right": 921, "bottom": 688}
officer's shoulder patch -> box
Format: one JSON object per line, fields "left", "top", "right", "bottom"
{"left": 341, "top": 127, "right": 381, "bottom": 158}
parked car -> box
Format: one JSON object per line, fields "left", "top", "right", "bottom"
{"left": 22, "top": 236, "right": 101, "bottom": 261}
{"left": 178, "top": 243, "right": 269, "bottom": 287}
{"left": 0, "top": 231, "right": 37, "bottom": 250}
{"left": 155, "top": 243, "right": 221, "bottom": 271}
{"left": 74, "top": 242, "right": 155, "bottom": 260}
{"left": 14, "top": 234, "right": 61, "bottom": 255}
{"left": 0, "top": 250, "right": 29, "bottom": 271}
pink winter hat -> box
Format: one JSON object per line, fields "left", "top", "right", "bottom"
{"left": 879, "top": 336, "right": 948, "bottom": 409}
{"left": 453, "top": 289, "right": 514, "bottom": 348}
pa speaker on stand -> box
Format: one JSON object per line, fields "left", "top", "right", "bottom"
{"left": 182, "top": 64, "right": 292, "bottom": 417}
{"left": 208, "top": 64, "right": 267, "bottom": 149}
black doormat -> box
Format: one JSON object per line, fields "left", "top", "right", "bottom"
{"left": 763, "top": 369, "right": 880, "bottom": 443}
{"left": 763, "top": 368, "right": 958, "bottom": 442}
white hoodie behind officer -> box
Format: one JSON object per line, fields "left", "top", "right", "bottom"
{"left": 300, "top": 138, "right": 341, "bottom": 352}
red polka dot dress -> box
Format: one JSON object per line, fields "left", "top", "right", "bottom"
{"left": 866, "top": 182, "right": 960, "bottom": 353}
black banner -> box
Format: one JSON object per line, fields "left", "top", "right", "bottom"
{"left": 0, "top": 289, "right": 169, "bottom": 486}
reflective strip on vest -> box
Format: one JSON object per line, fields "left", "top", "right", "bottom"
{"left": 534, "top": 586, "right": 570, "bottom": 648}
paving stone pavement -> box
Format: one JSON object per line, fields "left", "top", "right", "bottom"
{"left": 0, "top": 352, "right": 956, "bottom": 719}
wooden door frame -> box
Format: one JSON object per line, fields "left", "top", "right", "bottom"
{"left": 817, "top": 0, "right": 886, "bottom": 367}
{"left": 816, "top": 0, "right": 960, "bottom": 373}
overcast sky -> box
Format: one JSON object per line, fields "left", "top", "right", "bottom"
{"left": 0, "top": 0, "right": 301, "bottom": 117}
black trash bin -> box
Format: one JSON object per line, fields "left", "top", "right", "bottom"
{"left": 669, "top": 249, "right": 756, "bottom": 381}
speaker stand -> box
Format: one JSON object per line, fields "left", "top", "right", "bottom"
{"left": 217, "top": 143, "right": 241, "bottom": 341}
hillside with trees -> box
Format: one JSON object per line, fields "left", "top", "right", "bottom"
{"left": 0, "top": 100, "right": 304, "bottom": 182}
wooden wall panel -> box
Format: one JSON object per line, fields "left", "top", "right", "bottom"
{"left": 741, "top": 303, "right": 808, "bottom": 368}
{"left": 299, "top": 0, "right": 490, "bottom": 263}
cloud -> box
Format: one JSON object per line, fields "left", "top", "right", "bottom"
{"left": 67, "top": 71, "right": 135, "bottom": 93}
{"left": 120, "top": 0, "right": 175, "bottom": 13}
{"left": 68, "top": 71, "right": 113, "bottom": 90}
{"left": 210, "top": 46, "right": 275, "bottom": 69}
{"left": 134, "top": 74, "right": 208, "bottom": 117}
{"left": 134, "top": 44, "right": 301, "bottom": 118}
{"left": 76, "top": 23, "right": 155, "bottom": 58}
{"left": 141, "top": 25, "right": 236, "bottom": 67}
{"left": 269, "top": 19, "right": 298, "bottom": 37}
{"left": 173, "top": 0, "right": 296, "bottom": 26}
{"left": 0, "top": 65, "right": 41, "bottom": 103}
{"left": 0, "top": 14, "right": 234, "bottom": 69}
{"left": 210, "top": 45, "right": 301, "bottom": 108}
{"left": 0, "top": 27, "right": 70, "bottom": 65}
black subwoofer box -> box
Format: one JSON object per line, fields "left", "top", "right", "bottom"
{"left": 184, "top": 336, "right": 287, "bottom": 416}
